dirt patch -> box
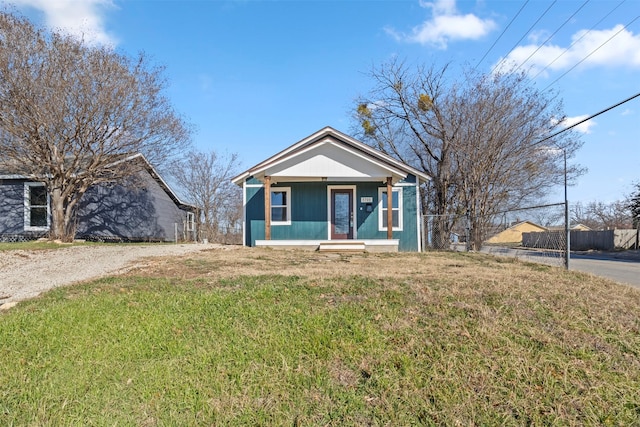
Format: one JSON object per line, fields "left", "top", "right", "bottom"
{"left": 0, "top": 243, "right": 215, "bottom": 305}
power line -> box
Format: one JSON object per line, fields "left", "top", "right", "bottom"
{"left": 474, "top": 0, "right": 529, "bottom": 70}
{"left": 512, "top": 0, "right": 590, "bottom": 74}
{"left": 542, "top": 15, "right": 640, "bottom": 91}
{"left": 536, "top": 91, "right": 640, "bottom": 144}
{"left": 532, "top": 0, "right": 626, "bottom": 80}
{"left": 492, "top": 0, "right": 557, "bottom": 74}
{"left": 493, "top": 202, "right": 565, "bottom": 216}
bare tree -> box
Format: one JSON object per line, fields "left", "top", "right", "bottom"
{"left": 628, "top": 182, "right": 640, "bottom": 229}
{"left": 572, "top": 200, "right": 634, "bottom": 230}
{"left": 0, "top": 12, "right": 191, "bottom": 241}
{"left": 627, "top": 182, "right": 640, "bottom": 249}
{"left": 527, "top": 205, "right": 565, "bottom": 228}
{"left": 171, "top": 150, "right": 242, "bottom": 244}
{"left": 355, "top": 59, "right": 583, "bottom": 249}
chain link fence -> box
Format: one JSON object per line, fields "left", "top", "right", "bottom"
{"left": 422, "top": 203, "right": 568, "bottom": 268}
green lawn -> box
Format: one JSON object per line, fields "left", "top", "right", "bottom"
{"left": 1, "top": 250, "right": 640, "bottom": 425}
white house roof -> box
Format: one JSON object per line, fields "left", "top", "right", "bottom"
{"left": 232, "top": 126, "right": 431, "bottom": 185}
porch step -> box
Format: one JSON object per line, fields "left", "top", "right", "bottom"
{"left": 318, "top": 241, "right": 366, "bottom": 252}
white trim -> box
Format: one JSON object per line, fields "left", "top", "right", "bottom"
{"left": 24, "top": 182, "right": 50, "bottom": 232}
{"left": 259, "top": 139, "right": 408, "bottom": 183}
{"left": 326, "top": 185, "right": 357, "bottom": 240}
{"left": 416, "top": 184, "right": 422, "bottom": 252}
{"left": 232, "top": 127, "right": 431, "bottom": 186}
{"left": 254, "top": 239, "right": 399, "bottom": 252}
{"left": 270, "top": 186, "right": 291, "bottom": 226}
{"left": 378, "top": 186, "right": 403, "bottom": 232}
{"left": 245, "top": 184, "right": 264, "bottom": 188}
{"left": 242, "top": 180, "right": 247, "bottom": 246}
{"left": 186, "top": 212, "right": 195, "bottom": 232}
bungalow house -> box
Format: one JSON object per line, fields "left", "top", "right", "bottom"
{"left": 485, "top": 220, "right": 547, "bottom": 245}
{"left": 0, "top": 154, "right": 197, "bottom": 242}
{"left": 232, "top": 127, "right": 431, "bottom": 252}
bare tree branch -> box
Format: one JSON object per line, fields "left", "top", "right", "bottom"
{"left": 0, "top": 12, "right": 191, "bottom": 241}
{"left": 170, "top": 149, "right": 242, "bottom": 244}
{"left": 354, "top": 60, "right": 584, "bottom": 249}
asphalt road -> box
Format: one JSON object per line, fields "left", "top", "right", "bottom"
{"left": 480, "top": 246, "right": 640, "bottom": 288}
{"left": 569, "top": 252, "right": 640, "bottom": 288}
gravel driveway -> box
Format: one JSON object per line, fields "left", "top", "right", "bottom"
{"left": 0, "top": 243, "right": 213, "bottom": 308}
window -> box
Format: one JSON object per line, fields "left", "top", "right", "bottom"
{"left": 186, "top": 212, "right": 195, "bottom": 232}
{"left": 270, "top": 187, "right": 291, "bottom": 225}
{"left": 378, "top": 187, "right": 402, "bottom": 231}
{"left": 24, "top": 183, "right": 50, "bottom": 231}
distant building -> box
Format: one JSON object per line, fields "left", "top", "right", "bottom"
{"left": 486, "top": 220, "right": 547, "bottom": 245}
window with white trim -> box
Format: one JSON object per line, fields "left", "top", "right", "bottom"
{"left": 378, "top": 187, "right": 402, "bottom": 231}
{"left": 271, "top": 187, "right": 291, "bottom": 225}
{"left": 186, "top": 212, "right": 195, "bottom": 232}
{"left": 24, "top": 183, "right": 50, "bottom": 231}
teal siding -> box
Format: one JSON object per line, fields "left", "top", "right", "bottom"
{"left": 354, "top": 183, "right": 418, "bottom": 251}
{"left": 245, "top": 185, "right": 265, "bottom": 246}
{"left": 398, "top": 185, "right": 418, "bottom": 251}
{"left": 273, "top": 182, "right": 327, "bottom": 240}
{"left": 355, "top": 182, "right": 380, "bottom": 239}
{"left": 244, "top": 182, "right": 328, "bottom": 246}
{"left": 244, "top": 180, "right": 420, "bottom": 251}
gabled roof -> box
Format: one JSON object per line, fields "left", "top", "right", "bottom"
{"left": 508, "top": 220, "right": 548, "bottom": 231}
{"left": 232, "top": 126, "right": 431, "bottom": 186}
{"left": 0, "top": 153, "right": 197, "bottom": 212}
{"left": 124, "top": 154, "right": 197, "bottom": 212}
{"left": 571, "top": 223, "right": 592, "bottom": 231}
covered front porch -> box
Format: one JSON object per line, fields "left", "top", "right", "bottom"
{"left": 255, "top": 239, "right": 399, "bottom": 252}
{"left": 233, "top": 127, "right": 431, "bottom": 252}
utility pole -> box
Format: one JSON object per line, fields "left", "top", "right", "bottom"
{"left": 564, "top": 150, "right": 570, "bottom": 270}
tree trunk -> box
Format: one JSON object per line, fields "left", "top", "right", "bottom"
{"left": 50, "top": 187, "right": 77, "bottom": 242}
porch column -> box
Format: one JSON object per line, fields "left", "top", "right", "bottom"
{"left": 387, "top": 177, "right": 393, "bottom": 240}
{"left": 264, "top": 175, "right": 271, "bottom": 240}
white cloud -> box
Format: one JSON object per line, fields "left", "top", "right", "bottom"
{"left": 494, "top": 25, "right": 640, "bottom": 76}
{"left": 621, "top": 108, "right": 634, "bottom": 116}
{"left": 386, "top": 0, "right": 496, "bottom": 49}
{"left": 13, "top": 0, "right": 117, "bottom": 46}
{"left": 560, "top": 115, "right": 596, "bottom": 134}
{"left": 419, "top": 0, "right": 456, "bottom": 15}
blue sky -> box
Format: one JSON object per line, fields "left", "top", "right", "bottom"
{"left": 12, "top": 0, "right": 640, "bottom": 205}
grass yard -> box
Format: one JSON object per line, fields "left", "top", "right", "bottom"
{"left": 0, "top": 240, "right": 86, "bottom": 251}
{"left": 0, "top": 240, "right": 175, "bottom": 252}
{"left": 1, "top": 248, "right": 640, "bottom": 425}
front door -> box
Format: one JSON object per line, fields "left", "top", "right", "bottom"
{"left": 331, "top": 189, "right": 353, "bottom": 239}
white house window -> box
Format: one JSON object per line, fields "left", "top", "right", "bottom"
{"left": 24, "top": 183, "right": 50, "bottom": 231}
{"left": 378, "top": 187, "right": 402, "bottom": 231}
{"left": 271, "top": 187, "right": 291, "bottom": 225}
{"left": 186, "top": 212, "right": 195, "bottom": 232}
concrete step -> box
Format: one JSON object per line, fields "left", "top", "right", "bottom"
{"left": 318, "top": 241, "right": 366, "bottom": 252}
